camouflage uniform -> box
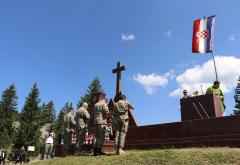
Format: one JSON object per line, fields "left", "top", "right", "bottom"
{"left": 93, "top": 99, "right": 109, "bottom": 153}
{"left": 88, "top": 96, "right": 98, "bottom": 137}
{"left": 64, "top": 113, "right": 76, "bottom": 150}
{"left": 75, "top": 105, "right": 90, "bottom": 152}
{"left": 113, "top": 99, "right": 134, "bottom": 154}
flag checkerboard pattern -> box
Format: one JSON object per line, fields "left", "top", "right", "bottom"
{"left": 192, "top": 16, "right": 215, "bottom": 53}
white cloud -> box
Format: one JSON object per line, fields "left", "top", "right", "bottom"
{"left": 164, "top": 69, "right": 176, "bottom": 79}
{"left": 121, "top": 33, "right": 135, "bottom": 41}
{"left": 228, "top": 34, "right": 236, "bottom": 42}
{"left": 170, "top": 56, "right": 240, "bottom": 97}
{"left": 163, "top": 29, "right": 172, "bottom": 37}
{"left": 133, "top": 73, "right": 169, "bottom": 95}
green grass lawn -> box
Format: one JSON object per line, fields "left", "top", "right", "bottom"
{"left": 30, "top": 148, "right": 240, "bottom": 165}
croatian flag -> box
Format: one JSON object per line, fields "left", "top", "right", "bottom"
{"left": 192, "top": 16, "right": 215, "bottom": 53}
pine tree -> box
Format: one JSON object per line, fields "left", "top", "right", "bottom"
{"left": 54, "top": 102, "right": 72, "bottom": 144}
{"left": 77, "top": 77, "right": 104, "bottom": 108}
{"left": 233, "top": 76, "right": 240, "bottom": 115}
{"left": 0, "top": 106, "right": 10, "bottom": 148}
{"left": 76, "top": 77, "right": 104, "bottom": 131}
{"left": 40, "top": 101, "right": 56, "bottom": 126}
{"left": 0, "top": 84, "right": 18, "bottom": 147}
{"left": 16, "top": 83, "right": 41, "bottom": 153}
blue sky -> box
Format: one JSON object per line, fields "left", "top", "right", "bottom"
{"left": 0, "top": 0, "right": 240, "bottom": 125}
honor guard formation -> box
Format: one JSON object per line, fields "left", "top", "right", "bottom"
{"left": 61, "top": 91, "right": 134, "bottom": 156}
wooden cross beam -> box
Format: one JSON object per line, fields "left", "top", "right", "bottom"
{"left": 111, "top": 61, "right": 137, "bottom": 127}
{"left": 112, "top": 61, "right": 126, "bottom": 95}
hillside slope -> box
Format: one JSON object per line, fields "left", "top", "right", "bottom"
{"left": 30, "top": 148, "right": 240, "bottom": 165}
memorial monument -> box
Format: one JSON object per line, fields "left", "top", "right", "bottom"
{"left": 111, "top": 61, "right": 137, "bottom": 127}
{"left": 126, "top": 90, "right": 240, "bottom": 149}
{"left": 180, "top": 94, "right": 223, "bottom": 121}
{"left": 56, "top": 61, "right": 240, "bottom": 155}
{"left": 115, "top": 62, "right": 240, "bottom": 149}
{"left": 102, "top": 61, "right": 137, "bottom": 153}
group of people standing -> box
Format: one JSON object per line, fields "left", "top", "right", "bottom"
{"left": 63, "top": 91, "right": 134, "bottom": 156}
{"left": 182, "top": 80, "right": 225, "bottom": 113}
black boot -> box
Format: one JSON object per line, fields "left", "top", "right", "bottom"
{"left": 93, "top": 148, "right": 98, "bottom": 156}
{"left": 98, "top": 148, "right": 106, "bottom": 155}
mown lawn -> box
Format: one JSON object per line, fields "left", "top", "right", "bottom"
{"left": 30, "top": 148, "right": 240, "bottom": 165}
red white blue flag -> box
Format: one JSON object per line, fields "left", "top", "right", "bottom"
{"left": 192, "top": 16, "right": 215, "bottom": 53}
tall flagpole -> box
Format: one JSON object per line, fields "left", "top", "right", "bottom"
{"left": 192, "top": 15, "right": 219, "bottom": 81}
{"left": 211, "top": 51, "right": 219, "bottom": 81}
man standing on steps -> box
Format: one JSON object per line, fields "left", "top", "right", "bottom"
{"left": 75, "top": 102, "right": 90, "bottom": 154}
{"left": 93, "top": 92, "right": 109, "bottom": 156}
{"left": 113, "top": 94, "right": 135, "bottom": 155}
{"left": 64, "top": 107, "right": 76, "bottom": 153}
{"left": 206, "top": 81, "right": 225, "bottom": 114}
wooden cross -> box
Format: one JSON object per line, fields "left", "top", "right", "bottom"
{"left": 112, "top": 61, "right": 126, "bottom": 95}
{"left": 110, "top": 61, "right": 137, "bottom": 127}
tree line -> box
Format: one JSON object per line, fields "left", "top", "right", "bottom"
{"left": 0, "top": 77, "right": 103, "bottom": 155}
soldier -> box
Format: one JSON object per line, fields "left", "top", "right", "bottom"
{"left": 206, "top": 81, "right": 225, "bottom": 113}
{"left": 84, "top": 94, "right": 98, "bottom": 154}
{"left": 75, "top": 102, "right": 90, "bottom": 153}
{"left": 88, "top": 94, "right": 98, "bottom": 138}
{"left": 93, "top": 92, "right": 109, "bottom": 156}
{"left": 113, "top": 94, "right": 135, "bottom": 155}
{"left": 64, "top": 107, "right": 76, "bottom": 152}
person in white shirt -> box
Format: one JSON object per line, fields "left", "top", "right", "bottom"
{"left": 0, "top": 148, "right": 5, "bottom": 165}
{"left": 44, "top": 128, "right": 55, "bottom": 160}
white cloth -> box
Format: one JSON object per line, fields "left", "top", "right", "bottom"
{"left": 46, "top": 132, "right": 54, "bottom": 144}
{"left": 0, "top": 151, "right": 4, "bottom": 158}
{"left": 46, "top": 136, "right": 54, "bottom": 144}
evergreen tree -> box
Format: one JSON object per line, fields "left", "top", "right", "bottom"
{"left": 77, "top": 77, "right": 104, "bottom": 108}
{"left": 76, "top": 77, "right": 104, "bottom": 132}
{"left": 54, "top": 102, "right": 72, "bottom": 144}
{"left": 0, "top": 106, "right": 10, "bottom": 148}
{"left": 40, "top": 101, "right": 56, "bottom": 126}
{"left": 233, "top": 76, "right": 240, "bottom": 115}
{"left": 16, "top": 83, "right": 41, "bottom": 153}
{"left": 0, "top": 84, "right": 18, "bottom": 147}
